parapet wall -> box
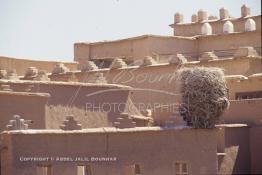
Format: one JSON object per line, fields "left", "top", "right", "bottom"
{"left": 170, "top": 15, "right": 261, "bottom": 37}
{"left": 0, "top": 81, "right": 137, "bottom": 129}
{"left": 250, "top": 127, "right": 262, "bottom": 173}
{"left": 74, "top": 35, "right": 197, "bottom": 65}
{"left": 0, "top": 91, "right": 49, "bottom": 132}
{"left": 74, "top": 31, "right": 261, "bottom": 64}
{"left": 0, "top": 127, "right": 217, "bottom": 175}
{"left": 0, "top": 56, "right": 78, "bottom": 75}
{"left": 222, "top": 98, "right": 262, "bottom": 126}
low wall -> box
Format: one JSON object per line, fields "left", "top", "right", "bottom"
{"left": 0, "top": 127, "right": 217, "bottom": 175}
{"left": 218, "top": 125, "right": 251, "bottom": 174}
{"left": 0, "top": 91, "right": 49, "bottom": 132}
{"left": 74, "top": 35, "right": 197, "bottom": 65}
{"left": 227, "top": 75, "right": 262, "bottom": 99}
{"left": 222, "top": 98, "right": 262, "bottom": 126}
{"left": 0, "top": 80, "right": 136, "bottom": 129}
{"left": 197, "top": 30, "right": 261, "bottom": 54}
{"left": 250, "top": 126, "right": 262, "bottom": 174}
{"left": 171, "top": 15, "right": 261, "bottom": 37}
{"left": 0, "top": 56, "right": 78, "bottom": 75}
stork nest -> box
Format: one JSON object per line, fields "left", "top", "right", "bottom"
{"left": 176, "top": 67, "right": 230, "bottom": 128}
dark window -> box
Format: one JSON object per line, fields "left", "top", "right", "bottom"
{"left": 235, "top": 91, "right": 262, "bottom": 100}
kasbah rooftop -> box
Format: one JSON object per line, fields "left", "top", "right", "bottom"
{"left": 0, "top": 4, "right": 261, "bottom": 175}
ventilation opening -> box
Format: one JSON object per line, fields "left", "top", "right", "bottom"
{"left": 77, "top": 165, "right": 93, "bottom": 175}
{"left": 174, "top": 162, "right": 188, "bottom": 175}
{"left": 132, "top": 164, "right": 142, "bottom": 175}
{"left": 36, "top": 165, "right": 52, "bottom": 175}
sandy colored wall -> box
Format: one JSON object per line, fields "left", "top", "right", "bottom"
{"left": 74, "top": 36, "right": 198, "bottom": 64}
{"left": 0, "top": 56, "right": 78, "bottom": 75}
{"left": 222, "top": 99, "right": 262, "bottom": 126}
{"left": 172, "top": 15, "right": 261, "bottom": 36}
{"left": 0, "top": 127, "right": 217, "bottom": 175}
{"left": 48, "top": 57, "right": 262, "bottom": 123}
{"left": 197, "top": 30, "right": 261, "bottom": 55}
{"left": 219, "top": 126, "right": 250, "bottom": 174}
{"left": 227, "top": 75, "right": 262, "bottom": 100}
{"left": 0, "top": 81, "right": 134, "bottom": 129}
{"left": 74, "top": 31, "right": 261, "bottom": 69}
{"left": 249, "top": 126, "right": 262, "bottom": 174}
{"left": 74, "top": 36, "right": 151, "bottom": 66}
{"left": 0, "top": 91, "right": 49, "bottom": 132}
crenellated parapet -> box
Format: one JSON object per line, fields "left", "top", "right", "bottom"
{"left": 170, "top": 4, "right": 261, "bottom": 37}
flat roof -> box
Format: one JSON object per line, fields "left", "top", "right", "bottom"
{"left": 75, "top": 34, "right": 195, "bottom": 46}
{"left": 1, "top": 124, "right": 248, "bottom": 135}
{"left": 0, "top": 91, "right": 50, "bottom": 98}
{"left": 0, "top": 79, "right": 132, "bottom": 90}
{"left": 169, "top": 15, "right": 261, "bottom": 28}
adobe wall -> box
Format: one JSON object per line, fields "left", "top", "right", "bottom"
{"left": 222, "top": 99, "right": 262, "bottom": 126}
{"left": 74, "top": 31, "right": 261, "bottom": 67}
{"left": 74, "top": 35, "right": 197, "bottom": 65}
{"left": 0, "top": 80, "right": 134, "bottom": 129}
{"left": 0, "top": 56, "right": 78, "bottom": 75}
{"left": 0, "top": 91, "right": 49, "bottom": 132}
{"left": 74, "top": 36, "right": 151, "bottom": 66}
{"left": 171, "top": 15, "right": 261, "bottom": 37}
{"left": 0, "top": 127, "right": 218, "bottom": 175}
{"left": 197, "top": 30, "right": 261, "bottom": 55}
{"left": 218, "top": 125, "right": 250, "bottom": 174}
{"left": 249, "top": 126, "right": 262, "bottom": 174}
{"left": 48, "top": 57, "right": 262, "bottom": 123}
{"left": 227, "top": 74, "right": 262, "bottom": 99}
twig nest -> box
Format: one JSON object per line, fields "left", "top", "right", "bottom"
{"left": 176, "top": 67, "right": 229, "bottom": 128}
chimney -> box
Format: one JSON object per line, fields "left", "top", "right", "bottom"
{"left": 191, "top": 14, "right": 198, "bottom": 23}
{"left": 241, "top": 4, "right": 251, "bottom": 17}
{"left": 174, "top": 12, "right": 184, "bottom": 24}
{"left": 219, "top": 7, "right": 229, "bottom": 20}
{"left": 198, "top": 9, "right": 208, "bottom": 22}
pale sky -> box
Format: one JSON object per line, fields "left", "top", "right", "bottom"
{"left": 0, "top": 0, "right": 261, "bottom": 61}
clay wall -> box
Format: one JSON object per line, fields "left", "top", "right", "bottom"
{"left": 0, "top": 56, "right": 78, "bottom": 75}
{"left": 0, "top": 127, "right": 217, "bottom": 175}
{"left": 0, "top": 91, "right": 49, "bottom": 132}
{"left": 74, "top": 29, "right": 261, "bottom": 66}
{"left": 218, "top": 125, "right": 250, "bottom": 174}
{"left": 171, "top": 15, "right": 261, "bottom": 36}
{"left": 74, "top": 35, "right": 197, "bottom": 64}
{"left": 222, "top": 99, "right": 262, "bottom": 126}
{"left": 0, "top": 81, "right": 133, "bottom": 129}
{"left": 197, "top": 30, "right": 261, "bottom": 55}
{"left": 249, "top": 126, "right": 262, "bottom": 174}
